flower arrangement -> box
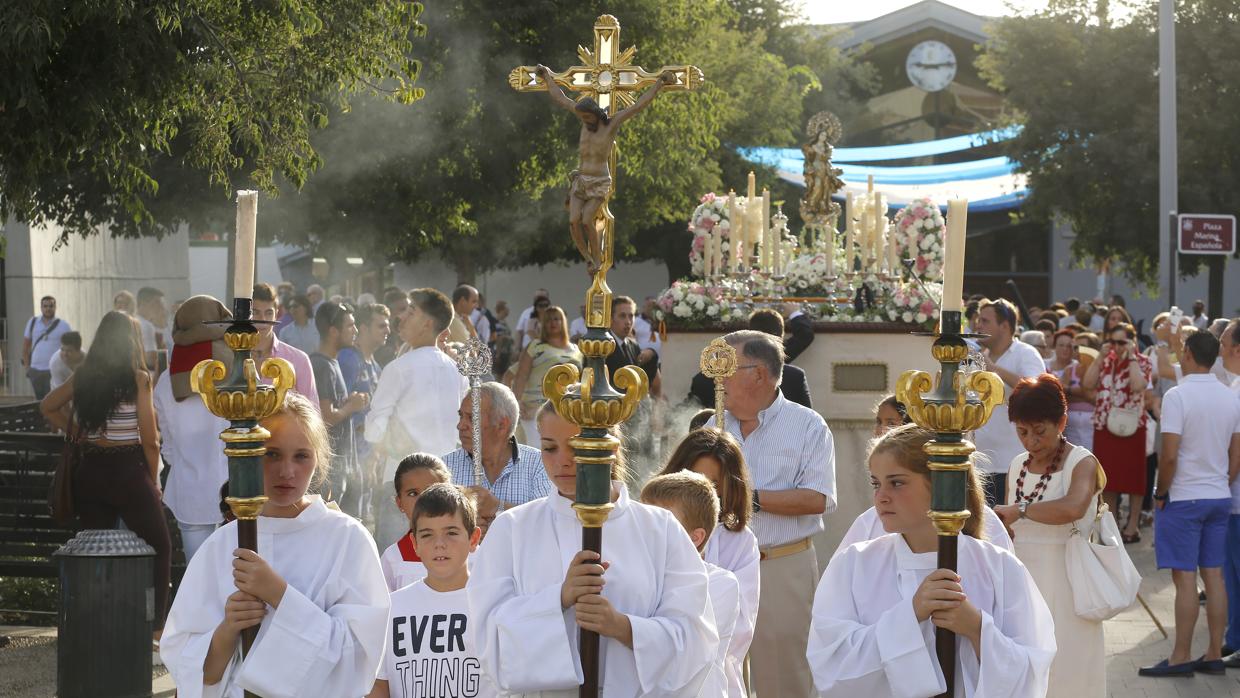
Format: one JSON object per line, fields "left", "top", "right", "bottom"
{"left": 889, "top": 197, "right": 945, "bottom": 280}
{"left": 655, "top": 195, "right": 945, "bottom": 331}
{"left": 687, "top": 193, "right": 734, "bottom": 277}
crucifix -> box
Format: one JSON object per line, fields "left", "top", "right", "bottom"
{"left": 510, "top": 15, "right": 702, "bottom": 697}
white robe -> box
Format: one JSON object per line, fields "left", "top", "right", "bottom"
{"left": 703, "top": 524, "right": 759, "bottom": 696}
{"left": 833, "top": 506, "right": 1014, "bottom": 561}
{"left": 160, "top": 496, "right": 390, "bottom": 698}
{"left": 807, "top": 534, "right": 1055, "bottom": 698}
{"left": 705, "top": 562, "right": 741, "bottom": 697}
{"left": 379, "top": 536, "right": 428, "bottom": 592}
{"left": 467, "top": 483, "right": 719, "bottom": 697}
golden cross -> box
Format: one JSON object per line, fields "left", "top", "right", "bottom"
{"left": 508, "top": 14, "right": 704, "bottom": 116}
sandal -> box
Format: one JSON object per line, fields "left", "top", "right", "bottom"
{"left": 1122, "top": 531, "right": 1141, "bottom": 544}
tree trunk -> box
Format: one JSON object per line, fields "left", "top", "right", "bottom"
{"left": 1206, "top": 254, "right": 1224, "bottom": 321}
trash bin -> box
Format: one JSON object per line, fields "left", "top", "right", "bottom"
{"left": 54, "top": 529, "right": 156, "bottom": 698}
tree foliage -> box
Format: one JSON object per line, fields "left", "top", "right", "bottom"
{"left": 0, "top": 0, "right": 426, "bottom": 242}
{"left": 978, "top": 0, "right": 1240, "bottom": 287}
{"left": 260, "top": 0, "right": 849, "bottom": 280}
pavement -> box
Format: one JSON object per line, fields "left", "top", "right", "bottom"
{"left": 3, "top": 523, "right": 1240, "bottom": 697}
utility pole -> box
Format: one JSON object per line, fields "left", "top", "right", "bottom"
{"left": 1158, "top": 0, "right": 1177, "bottom": 305}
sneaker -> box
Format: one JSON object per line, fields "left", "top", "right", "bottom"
{"left": 1222, "top": 651, "right": 1240, "bottom": 669}
{"left": 1138, "top": 659, "right": 1195, "bottom": 677}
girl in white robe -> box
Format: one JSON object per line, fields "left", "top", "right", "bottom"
{"left": 160, "top": 393, "right": 389, "bottom": 698}
{"left": 807, "top": 424, "right": 1056, "bottom": 698}
{"left": 468, "top": 406, "right": 719, "bottom": 697}
{"left": 657, "top": 427, "right": 759, "bottom": 697}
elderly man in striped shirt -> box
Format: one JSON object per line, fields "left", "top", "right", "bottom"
{"left": 442, "top": 382, "right": 553, "bottom": 534}
{"left": 709, "top": 329, "right": 837, "bottom": 697}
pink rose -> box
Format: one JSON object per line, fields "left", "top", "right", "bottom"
{"left": 915, "top": 207, "right": 929, "bottom": 219}
{"left": 700, "top": 217, "right": 716, "bottom": 231}
{"left": 920, "top": 300, "right": 936, "bottom": 315}
{"left": 692, "top": 236, "right": 706, "bottom": 253}
{"left": 916, "top": 256, "right": 929, "bottom": 272}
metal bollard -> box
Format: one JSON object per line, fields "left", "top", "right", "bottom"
{"left": 54, "top": 529, "right": 155, "bottom": 698}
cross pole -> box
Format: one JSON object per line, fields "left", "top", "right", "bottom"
{"left": 510, "top": 15, "right": 702, "bottom": 697}
{"left": 454, "top": 337, "right": 493, "bottom": 486}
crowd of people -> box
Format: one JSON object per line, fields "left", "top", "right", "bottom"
{"left": 21, "top": 279, "right": 1240, "bottom": 696}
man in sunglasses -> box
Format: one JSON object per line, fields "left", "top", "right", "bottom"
{"left": 973, "top": 298, "right": 1048, "bottom": 506}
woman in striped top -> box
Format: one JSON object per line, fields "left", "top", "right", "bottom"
{"left": 42, "top": 310, "right": 171, "bottom": 641}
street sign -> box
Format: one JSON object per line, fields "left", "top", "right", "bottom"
{"left": 1178, "top": 213, "right": 1236, "bottom": 255}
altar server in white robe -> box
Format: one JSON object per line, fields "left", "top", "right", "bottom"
{"left": 656, "top": 427, "right": 758, "bottom": 694}
{"left": 641, "top": 470, "right": 742, "bottom": 697}
{"left": 468, "top": 404, "right": 719, "bottom": 697}
{"left": 833, "top": 396, "right": 1013, "bottom": 559}
{"left": 807, "top": 424, "right": 1055, "bottom": 698}
{"left": 161, "top": 393, "right": 389, "bottom": 698}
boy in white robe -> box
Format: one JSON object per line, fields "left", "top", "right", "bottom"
{"left": 161, "top": 393, "right": 390, "bottom": 698}
{"left": 807, "top": 424, "right": 1055, "bottom": 698}
{"left": 642, "top": 471, "right": 744, "bottom": 697}
{"left": 368, "top": 483, "right": 496, "bottom": 698}
{"left": 378, "top": 454, "right": 452, "bottom": 591}
{"left": 467, "top": 406, "right": 719, "bottom": 697}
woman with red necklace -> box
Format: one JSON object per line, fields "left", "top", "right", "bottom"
{"left": 994, "top": 373, "right": 1106, "bottom": 697}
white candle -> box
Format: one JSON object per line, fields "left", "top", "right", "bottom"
{"left": 844, "top": 194, "right": 856, "bottom": 274}
{"left": 761, "top": 190, "right": 771, "bottom": 272}
{"left": 703, "top": 231, "right": 713, "bottom": 278}
{"left": 234, "top": 190, "right": 259, "bottom": 300}
{"left": 942, "top": 199, "right": 969, "bottom": 316}
{"left": 871, "top": 192, "right": 883, "bottom": 270}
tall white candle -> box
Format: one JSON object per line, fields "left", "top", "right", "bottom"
{"left": 712, "top": 230, "right": 721, "bottom": 279}
{"left": 844, "top": 194, "right": 856, "bottom": 274}
{"left": 761, "top": 190, "right": 771, "bottom": 272}
{"left": 886, "top": 212, "right": 899, "bottom": 273}
{"left": 234, "top": 190, "right": 259, "bottom": 300}
{"left": 942, "top": 199, "right": 969, "bottom": 315}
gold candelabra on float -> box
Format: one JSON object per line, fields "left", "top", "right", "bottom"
{"left": 510, "top": 14, "right": 701, "bottom": 696}
{"left": 895, "top": 308, "right": 1003, "bottom": 697}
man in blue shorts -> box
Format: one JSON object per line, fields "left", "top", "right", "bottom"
{"left": 1141, "top": 331, "right": 1240, "bottom": 677}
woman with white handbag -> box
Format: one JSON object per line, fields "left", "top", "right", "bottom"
{"left": 1083, "top": 321, "right": 1152, "bottom": 543}
{"left": 994, "top": 373, "right": 1135, "bottom": 698}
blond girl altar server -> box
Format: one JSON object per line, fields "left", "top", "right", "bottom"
{"left": 161, "top": 393, "right": 389, "bottom": 697}
{"left": 807, "top": 424, "right": 1055, "bottom": 697}
{"left": 468, "top": 404, "right": 719, "bottom": 697}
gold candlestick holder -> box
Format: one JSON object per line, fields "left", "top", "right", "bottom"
{"left": 895, "top": 309, "right": 1003, "bottom": 697}
{"left": 190, "top": 298, "right": 296, "bottom": 697}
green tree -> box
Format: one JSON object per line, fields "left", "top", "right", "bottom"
{"left": 979, "top": 0, "right": 1240, "bottom": 293}
{"left": 0, "top": 0, "right": 426, "bottom": 243}
{"left": 259, "top": 0, "right": 827, "bottom": 282}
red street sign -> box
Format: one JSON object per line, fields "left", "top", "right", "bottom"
{"left": 1178, "top": 214, "right": 1236, "bottom": 255}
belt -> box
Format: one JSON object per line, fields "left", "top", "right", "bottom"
{"left": 759, "top": 537, "right": 811, "bottom": 561}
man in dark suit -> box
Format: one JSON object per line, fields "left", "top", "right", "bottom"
{"left": 782, "top": 302, "right": 815, "bottom": 363}
{"left": 687, "top": 308, "right": 812, "bottom": 409}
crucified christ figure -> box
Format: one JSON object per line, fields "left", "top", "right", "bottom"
{"left": 535, "top": 64, "right": 675, "bottom": 274}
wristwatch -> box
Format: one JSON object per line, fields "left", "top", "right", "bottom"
{"left": 752, "top": 490, "right": 762, "bottom": 513}
{"left": 1018, "top": 501, "right": 1029, "bottom": 519}
{"left": 1153, "top": 492, "right": 1168, "bottom": 502}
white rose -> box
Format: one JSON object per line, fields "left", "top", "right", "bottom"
{"left": 902, "top": 311, "right": 914, "bottom": 323}
{"left": 706, "top": 305, "right": 719, "bottom": 317}
{"left": 674, "top": 303, "right": 692, "bottom": 318}
{"left": 916, "top": 312, "right": 927, "bottom": 323}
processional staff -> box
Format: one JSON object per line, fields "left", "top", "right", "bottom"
{"left": 454, "top": 337, "right": 493, "bottom": 486}
{"left": 701, "top": 338, "right": 737, "bottom": 423}
{"left": 510, "top": 14, "right": 703, "bottom": 697}
{"left": 896, "top": 199, "right": 1004, "bottom": 697}
{"left": 191, "top": 191, "right": 296, "bottom": 698}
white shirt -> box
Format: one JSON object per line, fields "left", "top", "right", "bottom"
{"left": 974, "top": 340, "right": 1047, "bottom": 474}
{"left": 139, "top": 315, "right": 160, "bottom": 354}
{"left": 365, "top": 346, "right": 468, "bottom": 483}
{"left": 1192, "top": 313, "right": 1210, "bottom": 330}
{"left": 1161, "top": 374, "right": 1240, "bottom": 502}
{"left": 160, "top": 497, "right": 389, "bottom": 698}
{"left": 49, "top": 349, "right": 75, "bottom": 390}
{"left": 514, "top": 305, "right": 539, "bottom": 352}
{"left": 153, "top": 372, "right": 230, "bottom": 525}
{"left": 24, "top": 315, "right": 72, "bottom": 370}
{"left": 1170, "top": 356, "right": 1236, "bottom": 387}
{"left": 704, "top": 563, "right": 740, "bottom": 697}
{"left": 703, "top": 525, "right": 759, "bottom": 697}
{"left": 808, "top": 534, "right": 1056, "bottom": 698}
{"left": 634, "top": 316, "right": 661, "bottom": 356}
{"left": 471, "top": 309, "right": 492, "bottom": 345}
{"left": 710, "top": 393, "right": 838, "bottom": 547}
{"left": 569, "top": 317, "right": 588, "bottom": 340}
{"left": 833, "top": 506, "right": 1013, "bottom": 560}
{"left": 377, "top": 580, "right": 498, "bottom": 697}
{"left": 467, "top": 483, "right": 719, "bottom": 697}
